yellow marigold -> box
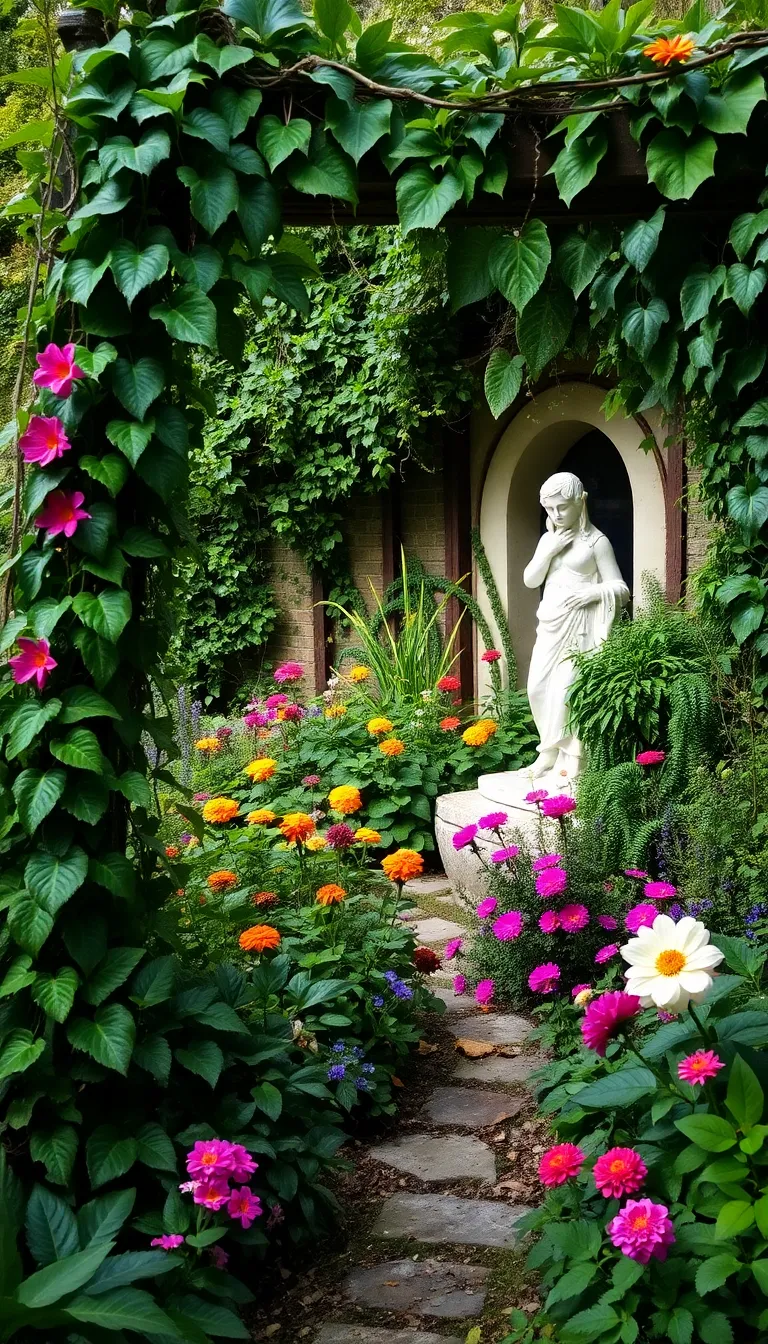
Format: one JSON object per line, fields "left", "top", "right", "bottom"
{"left": 247, "top": 808, "right": 277, "bottom": 825}
{"left": 328, "top": 785, "right": 362, "bottom": 815}
{"left": 643, "top": 33, "right": 694, "bottom": 65}
{"left": 244, "top": 757, "right": 277, "bottom": 783}
{"left": 239, "top": 924, "right": 281, "bottom": 953}
{"left": 316, "top": 883, "right": 346, "bottom": 905}
{"left": 202, "top": 797, "right": 239, "bottom": 824}
{"left": 279, "top": 812, "right": 315, "bottom": 843}
{"left": 195, "top": 736, "right": 221, "bottom": 753}
{"left": 305, "top": 835, "right": 328, "bottom": 852}
{"left": 381, "top": 849, "right": 424, "bottom": 884}
{"left": 355, "top": 827, "right": 382, "bottom": 846}
{"left": 325, "top": 704, "right": 348, "bottom": 719}
{"left": 462, "top": 719, "right": 498, "bottom": 747}
{"left": 349, "top": 665, "right": 370, "bottom": 683}
{"left": 208, "top": 870, "right": 238, "bottom": 892}
{"left": 367, "top": 717, "right": 393, "bottom": 735}
{"left": 379, "top": 738, "right": 405, "bottom": 757}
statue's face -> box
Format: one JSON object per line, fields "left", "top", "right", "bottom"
{"left": 542, "top": 492, "right": 581, "bottom": 531}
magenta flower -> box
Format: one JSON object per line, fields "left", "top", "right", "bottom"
{"left": 302, "top": 774, "right": 321, "bottom": 787}
{"left": 9, "top": 637, "right": 57, "bottom": 690}
{"left": 493, "top": 910, "right": 523, "bottom": 941}
{"left": 624, "top": 869, "right": 648, "bottom": 879}
{"left": 476, "top": 897, "right": 497, "bottom": 919}
{"left": 607, "top": 1198, "right": 675, "bottom": 1264}
{"left": 453, "top": 823, "right": 478, "bottom": 851}
{"left": 490, "top": 846, "right": 519, "bottom": 863}
{"left": 151, "top": 1234, "right": 184, "bottom": 1250}
{"left": 598, "top": 914, "right": 618, "bottom": 930}
{"left": 539, "top": 910, "right": 560, "bottom": 933}
{"left": 193, "top": 792, "right": 211, "bottom": 802}
{"left": 535, "top": 867, "right": 567, "bottom": 899}
{"left": 571, "top": 982, "right": 590, "bottom": 998}
{"left": 528, "top": 962, "right": 560, "bottom": 994}
{"left": 227, "top": 1185, "right": 262, "bottom": 1229}
{"left": 560, "top": 904, "right": 589, "bottom": 933}
{"left": 326, "top": 822, "right": 355, "bottom": 850}
{"left": 532, "top": 853, "right": 562, "bottom": 872}
{"left": 658, "top": 1010, "right": 677, "bottom": 1022}
{"left": 265, "top": 693, "right": 289, "bottom": 709}
{"left": 481, "top": 648, "right": 501, "bottom": 662}
{"left": 34, "top": 489, "right": 90, "bottom": 539}
{"left": 453, "top": 973, "right": 467, "bottom": 995}
{"left": 193, "top": 1180, "right": 231, "bottom": 1211}
{"left": 33, "top": 342, "right": 85, "bottom": 398}
{"left": 593, "top": 1148, "right": 647, "bottom": 1199}
{"left": 539, "top": 1143, "right": 584, "bottom": 1187}
{"left": 243, "top": 711, "right": 267, "bottom": 728}
{"left": 19, "top": 414, "right": 70, "bottom": 466}
{"left": 274, "top": 661, "right": 304, "bottom": 683}
{"left": 478, "top": 810, "right": 508, "bottom": 831}
{"left": 644, "top": 881, "right": 676, "bottom": 901}
{"left": 678, "top": 1049, "right": 726, "bottom": 1086}
{"left": 595, "top": 943, "right": 619, "bottom": 964}
{"left": 525, "top": 789, "right": 549, "bottom": 804}
{"left": 625, "top": 903, "right": 658, "bottom": 933}
{"left": 283, "top": 703, "right": 304, "bottom": 722}
{"left": 475, "top": 978, "right": 494, "bottom": 1006}
{"left": 581, "top": 990, "right": 641, "bottom": 1055}
{"left": 228, "top": 1143, "right": 258, "bottom": 1182}
{"left": 636, "top": 749, "right": 665, "bottom": 766}
{"left": 444, "top": 937, "right": 463, "bottom": 960}
{"left": 187, "top": 1138, "right": 235, "bottom": 1179}
{"left": 541, "top": 794, "right": 576, "bottom": 819}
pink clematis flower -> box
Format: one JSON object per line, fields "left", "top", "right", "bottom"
{"left": 33, "top": 342, "right": 85, "bottom": 398}
{"left": 607, "top": 1198, "right": 675, "bottom": 1263}
{"left": 227, "top": 1186, "right": 263, "bottom": 1229}
{"left": 493, "top": 910, "right": 523, "bottom": 941}
{"left": 151, "top": 1234, "right": 184, "bottom": 1250}
{"left": 593, "top": 1147, "right": 647, "bottom": 1199}
{"left": 9, "top": 637, "right": 57, "bottom": 690}
{"left": 539, "top": 1143, "right": 584, "bottom": 1187}
{"left": 476, "top": 897, "right": 497, "bottom": 919}
{"left": 560, "top": 904, "right": 589, "bottom": 932}
{"left": 539, "top": 910, "right": 560, "bottom": 933}
{"left": 475, "top": 978, "right": 494, "bottom": 1006}
{"left": 529, "top": 962, "right": 560, "bottom": 994}
{"left": 581, "top": 990, "right": 641, "bottom": 1055}
{"left": 19, "top": 415, "right": 71, "bottom": 466}
{"left": 625, "top": 903, "right": 659, "bottom": 933}
{"left": 678, "top": 1049, "right": 725, "bottom": 1086}
{"left": 193, "top": 1179, "right": 231, "bottom": 1211}
{"left": 34, "top": 489, "right": 90, "bottom": 539}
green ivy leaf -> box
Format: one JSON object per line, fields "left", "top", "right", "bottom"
{"left": 0, "top": 1029, "right": 45, "bottom": 1080}
{"left": 7, "top": 897, "right": 53, "bottom": 956}
{"left": 699, "top": 69, "right": 766, "bottom": 136}
{"left": 222, "top": 0, "right": 307, "bottom": 39}
{"left": 177, "top": 161, "right": 238, "bottom": 235}
{"left": 730, "top": 209, "right": 768, "bottom": 261}
{"left": 181, "top": 106, "right": 231, "bottom": 153}
{"left": 646, "top": 128, "right": 717, "bottom": 201}
{"left": 50, "top": 728, "right": 106, "bottom": 773}
{"left": 86, "top": 1126, "right": 138, "bottom": 1188}
{"left": 314, "top": 0, "right": 353, "bottom": 42}
{"left": 5, "top": 698, "right": 61, "bottom": 760}
{"left": 489, "top": 219, "right": 551, "bottom": 312}
{"left": 110, "top": 241, "right": 169, "bottom": 306}
{"left": 83, "top": 947, "right": 145, "bottom": 1007}
{"left": 30, "top": 968, "right": 79, "bottom": 1024}
{"left": 555, "top": 227, "right": 612, "bottom": 298}
{"left": 173, "top": 245, "right": 223, "bottom": 294}
{"left": 72, "top": 590, "right": 131, "bottom": 644}
{"left": 72, "top": 628, "right": 119, "bottom": 688}
{"left": 395, "top": 163, "right": 462, "bottom": 234}
{"left": 70, "top": 177, "right": 132, "bottom": 222}
{"left": 100, "top": 128, "right": 170, "bottom": 176}
{"left": 25, "top": 846, "right": 88, "bottom": 915}
{"left": 116, "top": 771, "right": 152, "bottom": 807}
{"left": 727, "top": 480, "right": 768, "bottom": 536}
{"left": 193, "top": 34, "right": 253, "bottom": 76}
{"left": 111, "top": 357, "right": 164, "bottom": 419}
{"left": 622, "top": 206, "right": 665, "bottom": 272}
{"left": 175, "top": 1039, "right": 223, "bottom": 1088}
{"left": 0, "top": 955, "right": 36, "bottom": 998}
{"left": 287, "top": 127, "right": 358, "bottom": 203}
{"left": 149, "top": 285, "right": 217, "bottom": 349}
{"left": 68, "top": 1003, "right": 136, "bottom": 1075}
{"left": 63, "top": 255, "right": 112, "bottom": 305}
{"left": 484, "top": 349, "right": 524, "bottom": 419}
{"left": 105, "top": 417, "right": 155, "bottom": 467}
{"left": 136, "top": 1122, "right": 177, "bottom": 1172}
{"left": 120, "top": 526, "right": 170, "bottom": 559}
{"left": 80, "top": 454, "right": 130, "bottom": 497}
{"left": 257, "top": 113, "right": 311, "bottom": 169}
{"left": 622, "top": 296, "right": 669, "bottom": 359}
{"left": 29, "top": 1124, "right": 79, "bottom": 1185}
{"left": 88, "top": 852, "right": 136, "bottom": 898}
{"left": 210, "top": 86, "right": 262, "bottom": 139}
{"left": 130, "top": 957, "right": 175, "bottom": 1007}
{"left": 236, "top": 179, "right": 282, "bottom": 253}
{"left": 446, "top": 226, "right": 499, "bottom": 311}
{"left": 132, "top": 1034, "right": 172, "bottom": 1084}
{"left": 325, "top": 95, "right": 392, "bottom": 164}
{"left": 724, "top": 262, "right": 767, "bottom": 315}
{"left": 516, "top": 284, "right": 575, "bottom": 381}
{"left": 550, "top": 130, "right": 608, "bottom": 207}
{"left": 680, "top": 264, "right": 725, "bottom": 328}
{"left": 12, "top": 768, "right": 67, "bottom": 832}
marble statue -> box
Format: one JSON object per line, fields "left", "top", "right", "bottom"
{"left": 523, "top": 470, "right": 629, "bottom": 780}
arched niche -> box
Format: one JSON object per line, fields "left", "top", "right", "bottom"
{"left": 477, "top": 381, "right": 666, "bottom": 696}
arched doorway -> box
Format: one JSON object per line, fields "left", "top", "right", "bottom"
{"left": 477, "top": 382, "right": 666, "bottom": 694}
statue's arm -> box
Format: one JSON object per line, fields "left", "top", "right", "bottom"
{"left": 524, "top": 533, "right": 562, "bottom": 589}
{"left": 594, "top": 535, "right": 630, "bottom": 605}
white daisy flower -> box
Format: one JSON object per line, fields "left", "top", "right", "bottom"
{"left": 621, "top": 914, "right": 724, "bottom": 1012}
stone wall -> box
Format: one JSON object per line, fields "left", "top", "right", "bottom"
{"left": 684, "top": 464, "right": 713, "bottom": 586}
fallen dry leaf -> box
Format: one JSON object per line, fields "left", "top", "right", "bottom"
{"left": 505, "top": 1149, "right": 519, "bottom": 1163}
{"left": 455, "top": 1038, "right": 495, "bottom": 1058}
{"left": 417, "top": 1040, "right": 438, "bottom": 1055}
{"left": 384, "top": 1281, "right": 400, "bottom": 1287}
{"left": 392, "top": 1076, "right": 404, "bottom": 1087}
{"left": 264, "top": 1326, "right": 281, "bottom": 1337}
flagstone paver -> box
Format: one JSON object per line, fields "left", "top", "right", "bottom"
{"left": 316, "top": 1329, "right": 463, "bottom": 1344}
{"left": 453, "top": 1054, "right": 545, "bottom": 1085}
{"left": 452, "top": 1013, "right": 531, "bottom": 1045}
{"left": 345, "top": 1259, "right": 489, "bottom": 1318}
{"left": 410, "top": 916, "right": 467, "bottom": 944}
{"left": 430, "top": 987, "right": 476, "bottom": 1014}
{"left": 423, "top": 1085, "right": 524, "bottom": 1129}
{"left": 370, "top": 1133, "right": 496, "bottom": 1183}
{"left": 372, "top": 1192, "right": 532, "bottom": 1248}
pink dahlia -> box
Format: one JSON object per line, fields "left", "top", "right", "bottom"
{"left": 541, "top": 795, "right": 576, "bottom": 819}
{"left": 9, "top": 637, "right": 57, "bottom": 690}
{"left": 476, "top": 897, "right": 497, "bottom": 919}
{"left": 227, "top": 1186, "right": 262, "bottom": 1228}
{"left": 595, "top": 943, "right": 619, "bottom": 964}
{"left": 228, "top": 1143, "right": 257, "bottom": 1182}
{"left": 624, "top": 869, "right": 648, "bottom": 880}
{"left": 243, "top": 711, "right": 267, "bottom": 728}
{"left": 478, "top": 810, "right": 508, "bottom": 831}
{"left": 33, "top": 341, "right": 84, "bottom": 397}
{"left": 535, "top": 867, "right": 568, "bottom": 899}
{"left": 453, "top": 974, "right": 467, "bottom": 995}
{"left": 34, "top": 489, "right": 90, "bottom": 539}
{"left": 598, "top": 914, "right": 618, "bottom": 929}
{"left": 493, "top": 910, "right": 523, "bottom": 941}
{"left": 326, "top": 822, "right": 355, "bottom": 850}
{"left": 475, "top": 978, "right": 494, "bottom": 1006}
{"left": 151, "top": 1234, "right": 184, "bottom": 1250}
{"left": 444, "top": 937, "right": 463, "bottom": 960}
{"left": 538, "top": 1143, "right": 584, "bottom": 1187}
{"left": 274, "top": 661, "right": 304, "bottom": 683}
{"left": 678, "top": 1049, "right": 725, "bottom": 1087}
{"left": 593, "top": 1147, "right": 647, "bottom": 1199}
{"left": 453, "top": 823, "right": 478, "bottom": 850}
{"left": 529, "top": 962, "right": 560, "bottom": 994}
{"left": 265, "top": 693, "right": 289, "bottom": 709}
{"left": 532, "top": 853, "right": 563, "bottom": 872}
{"left": 636, "top": 749, "right": 665, "bottom": 766}
{"left": 481, "top": 648, "right": 501, "bottom": 662}
{"left": 572, "top": 982, "right": 591, "bottom": 998}
{"left": 194, "top": 1179, "right": 231, "bottom": 1211}
{"left": 625, "top": 903, "right": 658, "bottom": 933}
{"left": 560, "top": 904, "right": 589, "bottom": 933}
{"left": 19, "top": 414, "right": 70, "bottom": 465}
{"left": 581, "top": 990, "right": 641, "bottom": 1056}
{"left": 644, "top": 881, "right": 676, "bottom": 901}
{"left": 491, "top": 846, "right": 519, "bottom": 863}
{"left": 525, "top": 789, "right": 549, "bottom": 804}
{"left": 539, "top": 910, "right": 560, "bottom": 933}
{"left": 607, "top": 1198, "right": 675, "bottom": 1264}
{"left": 186, "top": 1138, "right": 235, "bottom": 1179}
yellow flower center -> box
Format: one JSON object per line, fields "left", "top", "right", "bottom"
{"left": 655, "top": 949, "right": 685, "bottom": 976}
{"left": 201, "top": 1153, "right": 217, "bottom": 1166}
{"left": 550, "top": 1154, "right": 565, "bottom": 1168}
{"left": 631, "top": 1214, "right": 649, "bottom": 1231}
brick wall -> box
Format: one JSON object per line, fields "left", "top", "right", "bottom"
{"left": 399, "top": 453, "right": 446, "bottom": 579}
{"left": 263, "top": 543, "right": 319, "bottom": 694}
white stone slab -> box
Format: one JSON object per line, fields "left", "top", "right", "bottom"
{"left": 345, "top": 1259, "right": 488, "bottom": 1319}
{"left": 315, "top": 1327, "right": 463, "bottom": 1344}
{"left": 412, "top": 916, "right": 467, "bottom": 944}
{"left": 372, "top": 1192, "right": 531, "bottom": 1248}
{"left": 453, "top": 1054, "right": 545, "bottom": 1085}
{"left": 452, "top": 1014, "right": 531, "bottom": 1046}
{"left": 370, "top": 1133, "right": 496, "bottom": 1183}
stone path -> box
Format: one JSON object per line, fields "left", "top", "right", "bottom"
{"left": 315, "top": 945, "right": 546, "bottom": 1344}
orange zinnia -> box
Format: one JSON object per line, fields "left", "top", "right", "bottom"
{"left": 165, "top": 845, "right": 180, "bottom": 859}
{"left": 279, "top": 812, "right": 315, "bottom": 843}
{"left": 379, "top": 738, "right": 405, "bottom": 757}
{"left": 355, "top": 827, "right": 382, "bottom": 845}
{"left": 195, "top": 736, "right": 221, "bottom": 753}
{"left": 462, "top": 720, "right": 497, "bottom": 747}
{"left": 440, "top": 716, "right": 461, "bottom": 731}
{"left": 328, "top": 785, "right": 362, "bottom": 815}
{"left": 207, "top": 870, "right": 238, "bottom": 892}
{"left": 247, "top": 808, "right": 276, "bottom": 825}
{"left": 202, "top": 797, "right": 239, "bottom": 824}
{"left": 316, "top": 883, "right": 346, "bottom": 905}
{"left": 239, "top": 924, "right": 281, "bottom": 952}
{"left": 643, "top": 33, "right": 694, "bottom": 65}
{"left": 367, "top": 716, "right": 393, "bottom": 734}
{"left": 381, "top": 849, "right": 424, "bottom": 883}
{"left": 244, "top": 757, "right": 277, "bottom": 783}
{"left": 251, "top": 891, "right": 279, "bottom": 908}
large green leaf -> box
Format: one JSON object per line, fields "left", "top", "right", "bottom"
{"left": 81, "top": 453, "right": 130, "bottom": 498}
{"left": 86, "top": 1129, "right": 138, "bottom": 1189}
{"left": 675, "top": 1113, "right": 738, "bottom": 1152}
{"left": 25, "top": 1184, "right": 79, "bottom": 1265}
{"left": 550, "top": 130, "right": 607, "bottom": 207}
{"left": 622, "top": 296, "right": 669, "bottom": 359}
{"left": 730, "top": 210, "right": 768, "bottom": 262}
{"left": 110, "top": 241, "right": 169, "bottom": 306}
{"left": 49, "top": 727, "right": 105, "bottom": 773}
{"left": 5, "top": 698, "right": 61, "bottom": 760}
{"left": 7, "top": 897, "right": 53, "bottom": 956}
{"left": 516, "top": 284, "right": 575, "bottom": 380}
{"left": 136, "top": 1121, "right": 177, "bottom": 1172}
{"left": 77, "top": 1189, "right": 136, "bottom": 1249}
{"left": 646, "top": 128, "right": 717, "bottom": 201}
{"left": 287, "top": 128, "right": 358, "bottom": 203}
{"left": 446, "top": 227, "right": 499, "bottom": 311}
{"left": 64, "top": 1286, "right": 183, "bottom": 1336}
{"left": 726, "top": 1053, "right": 764, "bottom": 1129}
{"left": 181, "top": 106, "right": 231, "bottom": 153}
{"left": 172, "top": 1293, "right": 250, "bottom": 1339}
{"left": 111, "top": 356, "right": 164, "bottom": 419}
{"left": 88, "top": 852, "right": 136, "bottom": 898}
{"left": 680, "top": 264, "right": 725, "bottom": 328}
{"left": 0, "top": 955, "right": 36, "bottom": 998}
{"left": 59, "top": 687, "right": 120, "bottom": 725}
{"left": 83, "top": 947, "right": 145, "bottom": 1007}
{"left": 0, "top": 1029, "right": 45, "bottom": 1080}
{"left": 211, "top": 86, "right": 262, "bottom": 139}
{"left": 68, "top": 1003, "right": 136, "bottom": 1075}
{"left": 577, "top": 1065, "right": 657, "bottom": 1109}
{"left": 222, "top": 0, "right": 307, "bottom": 38}
{"left": 100, "top": 127, "right": 170, "bottom": 176}
{"left": 256, "top": 113, "right": 311, "bottom": 170}
{"left": 17, "top": 1241, "right": 114, "bottom": 1309}
{"left": 30, "top": 967, "right": 79, "bottom": 1023}
{"left": 149, "top": 285, "right": 217, "bottom": 348}
{"left": 61, "top": 773, "right": 110, "bottom": 824}
{"left": 699, "top": 69, "right": 766, "bottom": 136}
{"left": 559, "top": 1304, "right": 619, "bottom": 1344}
{"left": 72, "top": 590, "right": 131, "bottom": 644}
{"left": 555, "top": 227, "right": 612, "bottom": 297}
{"left": 236, "top": 179, "right": 281, "bottom": 253}
{"left": 489, "top": 219, "right": 550, "bottom": 311}
{"left": 325, "top": 95, "right": 392, "bottom": 163}
{"left": 395, "top": 163, "right": 462, "bottom": 234}
{"left": 131, "top": 956, "right": 175, "bottom": 1007}
{"left": 175, "top": 1039, "right": 223, "bottom": 1088}
{"left": 29, "top": 1124, "right": 78, "bottom": 1185}
{"left": 177, "top": 161, "right": 238, "bottom": 235}
{"left": 12, "top": 768, "right": 66, "bottom": 832}
{"left": 724, "top": 262, "right": 766, "bottom": 315}
{"left": 622, "top": 206, "right": 665, "bottom": 271}
{"left": 484, "top": 349, "right": 524, "bottom": 419}
{"left": 727, "top": 481, "right": 768, "bottom": 536}
{"left": 84, "top": 1248, "right": 181, "bottom": 1294}
{"left": 25, "top": 846, "right": 88, "bottom": 914}
{"left": 314, "top": 0, "right": 353, "bottom": 41}
{"left": 63, "top": 255, "right": 111, "bottom": 306}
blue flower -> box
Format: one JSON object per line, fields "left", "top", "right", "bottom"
{"left": 332, "top": 1041, "right": 345, "bottom": 1053}
{"left": 352, "top": 1046, "right": 365, "bottom": 1059}
{"left": 391, "top": 980, "right": 413, "bottom": 1000}
{"left": 371, "top": 995, "right": 384, "bottom": 1009}
{"left": 355, "top": 1077, "right": 371, "bottom": 1091}
{"left": 328, "top": 1063, "right": 346, "bottom": 1081}
{"left": 384, "top": 970, "right": 398, "bottom": 983}
{"left": 362, "top": 1063, "right": 375, "bottom": 1074}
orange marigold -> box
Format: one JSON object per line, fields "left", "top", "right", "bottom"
{"left": 239, "top": 924, "right": 281, "bottom": 953}
{"left": 195, "top": 736, "right": 221, "bottom": 753}
{"left": 247, "top": 808, "right": 277, "bottom": 825}
{"left": 440, "top": 716, "right": 461, "bottom": 732}
{"left": 208, "top": 870, "right": 238, "bottom": 892}
{"left": 379, "top": 738, "right": 405, "bottom": 757}
{"left": 462, "top": 720, "right": 498, "bottom": 747}
{"left": 355, "top": 827, "right": 382, "bottom": 845}
{"left": 381, "top": 849, "right": 424, "bottom": 883}
{"left": 305, "top": 835, "right": 328, "bottom": 852}
{"left": 202, "top": 797, "right": 240, "bottom": 824}
{"left": 328, "top": 784, "right": 362, "bottom": 815}
{"left": 349, "top": 665, "right": 370, "bottom": 683}
{"left": 165, "top": 845, "right": 180, "bottom": 859}
{"left": 325, "top": 704, "right": 347, "bottom": 719}
{"left": 251, "top": 891, "right": 279, "bottom": 908}
{"left": 279, "top": 812, "right": 315, "bottom": 843}
{"left": 316, "top": 883, "right": 346, "bottom": 905}
{"left": 643, "top": 33, "right": 694, "bottom": 65}
{"left": 244, "top": 757, "right": 277, "bottom": 783}
{"left": 367, "top": 716, "right": 393, "bottom": 734}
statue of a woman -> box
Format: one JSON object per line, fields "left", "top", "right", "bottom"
{"left": 523, "top": 471, "right": 629, "bottom": 780}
